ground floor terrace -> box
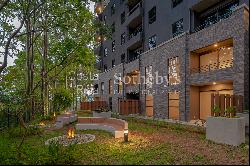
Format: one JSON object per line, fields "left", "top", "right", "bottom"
{"left": 0, "top": 110, "right": 249, "bottom": 165}
{"left": 93, "top": 4, "right": 249, "bottom": 122}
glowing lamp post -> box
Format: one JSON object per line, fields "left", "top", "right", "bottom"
{"left": 124, "top": 129, "right": 128, "bottom": 142}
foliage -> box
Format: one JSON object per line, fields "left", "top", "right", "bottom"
{"left": 225, "top": 106, "right": 236, "bottom": 118}
{"left": 94, "top": 107, "right": 111, "bottom": 113}
{"left": 52, "top": 88, "right": 73, "bottom": 112}
{"left": 212, "top": 105, "right": 221, "bottom": 116}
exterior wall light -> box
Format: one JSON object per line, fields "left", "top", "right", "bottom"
{"left": 124, "top": 129, "right": 128, "bottom": 142}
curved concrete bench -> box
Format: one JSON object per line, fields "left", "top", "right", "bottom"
{"left": 76, "top": 117, "right": 128, "bottom": 138}
{"left": 55, "top": 112, "right": 77, "bottom": 129}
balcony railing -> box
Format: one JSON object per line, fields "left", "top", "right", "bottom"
{"left": 190, "top": 59, "right": 233, "bottom": 74}
{"left": 128, "top": 1, "right": 141, "bottom": 16}
{"left": 193, "top": 2, "right": 238, "bottom": 32}
{"left": 129, "top": 25, "right": 142, "bottom": 40}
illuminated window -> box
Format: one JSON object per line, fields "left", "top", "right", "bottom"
{"left": 109, "top": 79, "right": 113, "bottom": 95}
{"left": 118, "top": 79, "right": 123, "bottom": 94}
{"left": 145, "top": 65, "right": 153, "bottom": 89}
{"left": 168, "top": 57, "right": 180, "bottom": 85}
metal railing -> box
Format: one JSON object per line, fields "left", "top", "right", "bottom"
{"left": 128, "top": 1, "right": 141, "bottom": 16}
{"left": 190, "top": 59, "right": 233, "bottom": 74}
{"left": 194, "top": 8, "right": 235, "bottom": 32}
{"left": 128, "top": 25, "right": 143, "bottom": 40}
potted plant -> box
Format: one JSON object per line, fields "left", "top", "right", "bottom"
{"left": 93, "top": 107, "right": 112, "bottom": 118}
{"left": 225, "top": 106, "right": 236, "bottom": 118}
{"left": 212, "top": 105, "right": 221, "bottom": 117}
{"left": 206, "top": 106, "right": 245, "bottom": 146}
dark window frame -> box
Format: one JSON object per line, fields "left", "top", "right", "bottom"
{"left": 148, "top": 6, "right": 156, "bottom": 24}
{"left": 112, "top": 40, "right": 115, "bottom": 52}
{"left": 121, "top": 33, "right": 126, "bottom": 45}
{"left": 104, "top": 47, "right": 108, "bottom": 57}
{"left": 172, "top": 18, "right": 184, "bottom": 37}
{"left": 121, "top": 11, "right": 125, "bottom": 24}
{"left": 111, "top": 3, "right": 115, "bottom": 15}
{"left": 148, "top": 35, "right": 157, "bottom": 49}
{"left": 111, "top": 22, "right": 115, "bottom": 33}
{"left": 172, "top": 0, "right": 183, "bottom": 8}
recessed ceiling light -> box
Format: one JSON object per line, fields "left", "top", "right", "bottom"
{"left": 228, "top": 47, "right": 231, "bottom": 50}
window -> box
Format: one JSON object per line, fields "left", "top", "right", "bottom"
{"left": 111, "top": 3, "right": 115, "bottom": 15}
{"left": 172, "top": 18, "right": 183, "bottom": 37}
{"left": 121, "top": 54, "right": 125, "bottom": 63}
{"left": 112, "top": 59, "right": 115, "bottom": 68}
{"left": 148, "top": 35, "right": 156, "bottom": 49}
{"left": 121, "top": 11, "right": 125, "bottom": 24}
{"left": 103, "top": 15, "right": 107, "bottom": 24}
{"left": 112, "top": 40, "right": 115, "bottom": 52}
{"left": 111, "top": 23, "right": 115, "bottom": 33}
{"left": 168, "top": 57, "right": 180, "bottom": 85}
{"left": 172, "top": 0, "right": 183, "bottom": 8}
{"left": 94, "top": 84, "right": 98, "bottom": 94}
{"left": 200, "top": 46, "right": 233, "bottom": 72}
{"left": 168, "top": 92, "right": 180, "bottom": 120}
{"left": 109, "top": 79, "right": 113, "bottom": 95}
{"left": 101, "top": 82, "right": 104, "bottom": 95}
{"left": 117, "top": 74, "right": 123, "bottom": 94}
{"left": 148, "top": 6, "right": 156, "bottom": 24}
{"left": 145, "top": 65, "right": 153, "bottom": 89}
{"left": 104, "top": 48, "right": 108, "bottom": 57}
{"left": 104, "top": 64, "right": 108, "bottom": 72}
{"left": 121, "top": 33, "right": 126, "bottom": 45}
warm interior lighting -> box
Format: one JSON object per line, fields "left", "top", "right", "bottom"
{"left": 228, "top": 47, "right": 231, "bottom": 50}
{"left": 214, "top": 44, "right": 218, "bottom": 47}
{"left": 39, "top": 122, "right": 45, "bottom": 126}
{"left": 67, "top": 127, "right": 75, "bottom": 139}
{"left": 213, "top": 82, "right": 216, "bottom": 85}
{"left": 53, "top": 112, "right": 56, "bottom": 117}
{"left": 95, "top": 3, "right": 103, "bottom": 14}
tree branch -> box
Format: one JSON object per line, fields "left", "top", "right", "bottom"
{"left": 0, "top": 0, "right": 10, "bottom": 11}
{"left": 0, "top": 18, "right": 25, "bottom": 74}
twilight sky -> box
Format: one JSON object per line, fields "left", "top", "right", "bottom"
{"left": 0, "top": 1, "right": 95, "bottom": 66}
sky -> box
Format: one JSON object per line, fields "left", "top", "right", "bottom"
{"left": 0, "top": 1, "right": 95, "bottom": 67}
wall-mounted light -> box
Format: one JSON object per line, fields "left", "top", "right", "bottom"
{"left": 213, "top": 82, "right": 216, "bottom": 85}
{"left": 214, "top": 44, "right": 218, "bottom": 47}
{"left": 124, "top": 129, "right": 128, "bottom": 142}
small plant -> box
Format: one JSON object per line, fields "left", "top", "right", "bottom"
{"left": 225, "top": 106, "right": 236, "bottom": 118}
{"left": 212, "top": 105, "right": 221, "bottom": 117}
{"left": 94, "top": 107, "right": 111, "bottom": 113}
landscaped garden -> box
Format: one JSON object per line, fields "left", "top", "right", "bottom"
{"left": 0, "top": 110, "right": 249, "bottom": 165}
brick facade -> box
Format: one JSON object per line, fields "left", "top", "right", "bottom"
{"left": 94, "top": 5, "right": 249, "bottom": 121}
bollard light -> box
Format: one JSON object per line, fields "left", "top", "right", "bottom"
{"left": 124, "top": 129, "right": 128, "bottom": 142}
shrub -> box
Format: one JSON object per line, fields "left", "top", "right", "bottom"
{"left": 52, "top": 88, "right": 73, "bottom": 113}
{"left": 212, "top": 105, "right": 221, "bottom": 116}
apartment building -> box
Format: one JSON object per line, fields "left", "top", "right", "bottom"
{"left": 93, "top": 0, "right": 249, "bottom": 121}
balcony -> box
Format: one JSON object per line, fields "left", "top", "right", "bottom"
{"left": 126, "top": 1, "right": 142, "bottom": 26}
{"left": 127, "top": 25, "right": 143, "bottom": 50}
{"left": 190, "top": 59, "right": 233, "bottom": 74}
{"left": 190, "top": 39, "right": 234, "bottom": 75}
{"left": 192, "top": 0, "right": 239, "bottom": 32}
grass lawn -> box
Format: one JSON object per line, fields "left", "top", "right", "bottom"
{"left": 0, "top": 110, "right": 249, "bottom": 165}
